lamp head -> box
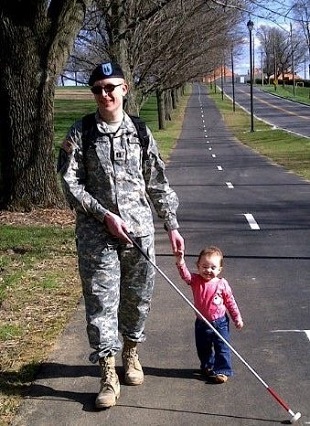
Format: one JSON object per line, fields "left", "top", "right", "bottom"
{"left": 247, "top": 20, "right": 254, "bottom": 32}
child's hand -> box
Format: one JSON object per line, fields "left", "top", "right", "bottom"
{"left": 175, "top": 250, "right": 185, "bottom": 266}
{"left": 235, "top": 319, "right": 244, "bottom": 330}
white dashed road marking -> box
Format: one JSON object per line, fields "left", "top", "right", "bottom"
{"left": 243, "top": 213, "right": 260, "bottom": 230}
{"left": 272, "top": 330, "right": 310, "bottom": 343}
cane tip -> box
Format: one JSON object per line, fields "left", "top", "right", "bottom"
{"left": 290, "top": 412, "right": 301, "bottom": 424}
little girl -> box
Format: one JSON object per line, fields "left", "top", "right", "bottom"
{"left": 176, "top": 246, "right": 244, "bottom": 383}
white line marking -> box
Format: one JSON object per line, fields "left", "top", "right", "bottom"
{"left": 272, "top": 330, "right": 310, "bottom": 342}
{"left": 226, "top": 182, "right": 234, "bottom": 188}
{"left": 212, "top": 154, "right": 216, "bottom": 158}
{"left": 244, "top": 213, "right": 260, "bottom": 230}
{"left": 217, "top": 166, "right": 223, "bottom": 171}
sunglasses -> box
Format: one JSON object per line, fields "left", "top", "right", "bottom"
{"left": 91, "top": 83, "right": 123, "bottom": 95}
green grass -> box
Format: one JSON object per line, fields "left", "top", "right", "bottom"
{"left": 0, "top": 221, "right": 80, "bottom": 424}
{"left": 140, "top": 95, "right": 186, "bottom": 159}
{"left": 0, "top": 225, "right": 77, "bottom": 310}
{"left": 54, "top": 89, "right": 189, "bottom": 160}
{"left": 0, "top": 324, "right": 22, "bottom": 341}
{"left": 54, "top": 99, "right": 96, "bottom": 146}
{"left": 210, "top": 88, "right": 310, "bottom": 181}
{"left": 0, "top": 225, "right": 74, "bottom": 253}
{"left": 259, "top": 83, "right": 310, "bottom": 105}
{"left": 139, "top": 96, "right": 159, "bottom": 132}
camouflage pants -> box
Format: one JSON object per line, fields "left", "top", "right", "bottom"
{"left": 77, "top": 232, "right": 155, "bottom": 363}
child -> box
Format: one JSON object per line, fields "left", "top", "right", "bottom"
{"left": 176, "top": 246, "right": 243, "bottom": 383}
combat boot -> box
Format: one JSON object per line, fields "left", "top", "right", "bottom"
{"left": 95, "top": 355, "right": 120, "bottom": 409}
{"left": 122, "top": 338, "right": 144, "bottom": 385}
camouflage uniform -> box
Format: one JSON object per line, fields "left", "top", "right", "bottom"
{"left": 59, "top": 111, "right": 179, "bottom": 363}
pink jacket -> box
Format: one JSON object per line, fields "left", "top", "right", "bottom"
{"left": 177, "top": 262, "right": 243, "bottom": 325}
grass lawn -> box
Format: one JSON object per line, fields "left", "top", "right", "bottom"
{"left": 259, "top": 82, "right": 310, "bottom": 105}
{"left": 210, "top": 87, "right": 310, "bottom": 182}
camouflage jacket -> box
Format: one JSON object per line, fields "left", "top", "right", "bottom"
{"left": 58, "top": 111, "right": 179, "bottom": 236}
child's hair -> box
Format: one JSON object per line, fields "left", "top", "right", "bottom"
{"left": 197, "top": 246, "right": 224, "bottom": 267}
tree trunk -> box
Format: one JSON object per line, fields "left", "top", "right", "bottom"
{"left": 0, "top": 75, "right": 63, "bottom": 211}
{"left": 164, "top": 90, "right": 172, "bottom": 121}
{"left": 0, "top": 1, "right": 90, "bottom": 211}
{"left": 119, "top": 50, "right": 140, "bottom": 116}
{"left": 108, "top": 0, "right": 140, "bottom": 116}
{"left": 156, "top": 89, "right": 165, "bottom": 130}
{"left": 171, "top": 89, "right": 177, "bottom": 109}
{"left": 0, "top": 33, "right": 61, "bottom": 210}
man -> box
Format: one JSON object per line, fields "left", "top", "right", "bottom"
{"left": 58, "top": 61, "right": 184, "bottom": 409}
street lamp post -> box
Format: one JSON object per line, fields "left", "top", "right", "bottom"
{"left": 213, "top": 67, "right": 217, "bottom": 94}
{"left": 260, "top": 50, "right": 264, "bottom": 86}
{"left": 220, "top": 62, "right": 224, "bottom": 100}
{"left": 247, "top": 19, "right": 254, "bottom": 132}
{"left": 290, "top": 22, "right": 296, "bottom": 96}
{"left": 231, "top": 45, "right": 236, "bottom": 112}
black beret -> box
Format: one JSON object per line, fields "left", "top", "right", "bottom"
{"left": 88, "top": 62, "right": 125, "bottom": 86}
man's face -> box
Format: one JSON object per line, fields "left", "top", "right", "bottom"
{"left": 91, "top": 77, "right": 128, "bottom": 117}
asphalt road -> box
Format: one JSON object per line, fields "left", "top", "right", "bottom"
{"left": 223, "top": 82, "right": 310, "bottom": 138}
{"left": 12, "top": 83, "right": 309, "bottom": 426}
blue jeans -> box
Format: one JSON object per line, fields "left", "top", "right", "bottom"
{"left": 195, "top": 315, "right": 233, "bottom": 376}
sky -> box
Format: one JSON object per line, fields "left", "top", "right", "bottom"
{"left": 233, "top": 1, "right": 308, "bottom": 77}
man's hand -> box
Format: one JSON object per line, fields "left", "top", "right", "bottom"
{"left": 61, "top": 138, "right": 75, "bottom": 154}
{"left": 104, "top": 212, "right": 132, "bottom": 243}
{"left": 175, "top": 251, "right": 185, "bottom": 266}
{"left": 167, "top": 229, "right": 184, "bottom": 257}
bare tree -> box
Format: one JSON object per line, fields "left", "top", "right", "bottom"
{"left": 0, "top": 0, "right": 92, "bottom": 211}
{"left": 257, "top": 24, "right": 305, "bottom": 83}
{"left": 291, "top": 0, "right": 310, "bottom": 78}
{"left": 69, "top": 0, "right": 246, "bottom": 114}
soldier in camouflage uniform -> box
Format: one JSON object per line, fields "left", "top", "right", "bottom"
{"left": 58, "top": 62, "right": 184, "bottom": 409}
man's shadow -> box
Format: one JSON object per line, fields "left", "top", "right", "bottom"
{"left": 2, "top": 363, "right": 285, "bottom": 422}
{"left": 1, "top": 362, "right": 203, "bottom": 412}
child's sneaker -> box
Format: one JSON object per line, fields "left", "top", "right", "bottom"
{"left": 209, "top": 374, "right": 228, "bottom": 383}
{"left": 204, "top": 368, "right": 213, "bottom": 377}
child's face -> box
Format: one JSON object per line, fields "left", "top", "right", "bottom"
{"left": 197, "top": 253, "right": 222, "bottom": 281}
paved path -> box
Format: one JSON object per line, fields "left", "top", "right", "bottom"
{"left": 12, "top": 84, "right": 309, "bottom": 425}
